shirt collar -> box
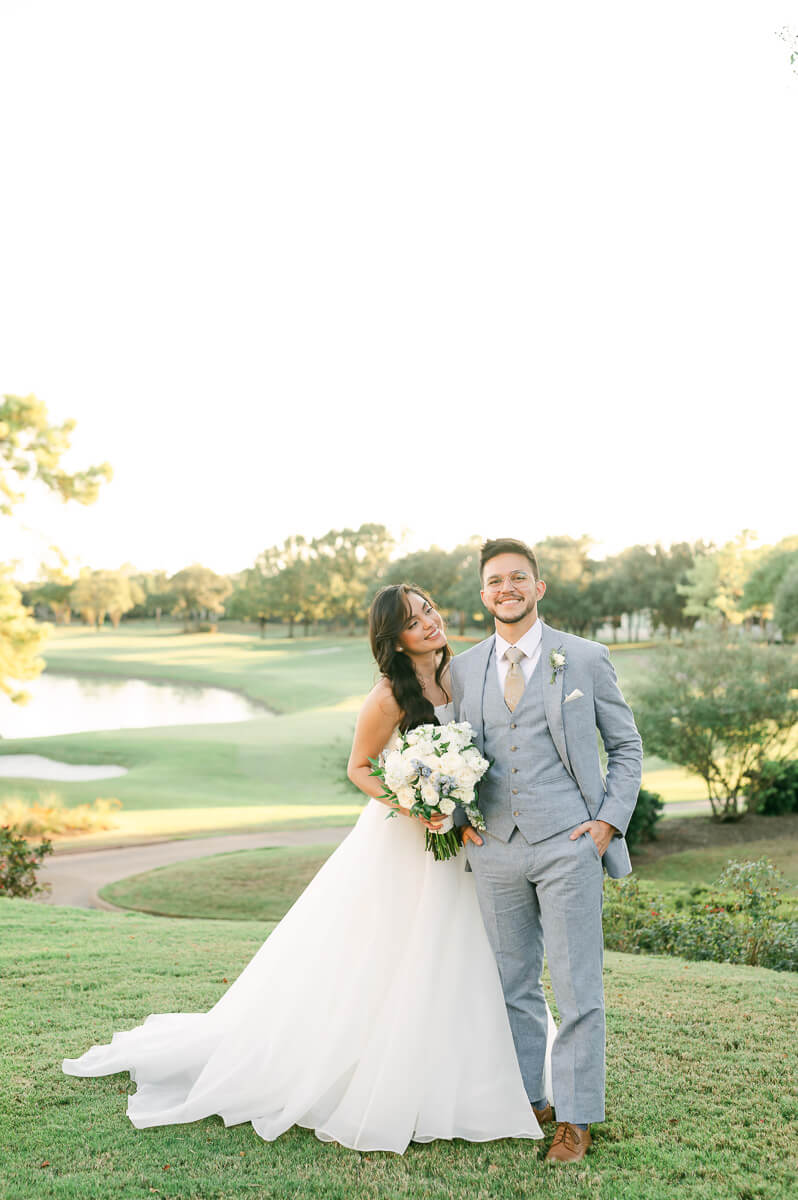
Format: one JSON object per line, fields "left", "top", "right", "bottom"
{"left": 495, "top": 618, "right": 542, "bottom": 661}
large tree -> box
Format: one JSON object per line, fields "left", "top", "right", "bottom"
{"left": 315, "top": 524, "right": 393, "bottom": 631}
{"left": 169, "top": 565, "right": 233, "bottom": 632}
{"left": 1, "top": 394, "right": 111, "bottom": 515}
{"left": 741, "top": 537, "right": 798, "bottom": 627}
{"left": 648, "top": 542, "right": 705, "bottom": 638}
{"left": 774, "top": 564, "right": 798, "bottom": 641}
{"left": 679, "top": 532, "right": 762, "bottom": 628}
{"left": 1, "top": 394, "right": 111, "bottom": 700}
{"left": 0, "top": 568, "right": 49, "bottom": 705}
{"left": 535, "top": 535, "right": 599, "bottom": 635}
{"left": 632, "top": 631, "right": 798, "bottom": 819}
{"left": 70, "top": 569, "right": 142, "bottom": 629}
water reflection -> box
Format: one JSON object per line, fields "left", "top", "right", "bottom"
{"left": 1, "top": 673, "right": 270, "bottom": 738}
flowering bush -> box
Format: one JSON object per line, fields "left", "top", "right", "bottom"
{"left": 603, "top": 858, "right": 797, "bottom": 972}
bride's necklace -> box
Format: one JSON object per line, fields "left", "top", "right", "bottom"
{"left": 418, "top": 673, "right": 447, "bottom": 705}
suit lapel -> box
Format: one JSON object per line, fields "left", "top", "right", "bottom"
{"left": 464, "top": 635, "right": 495, "bottom": 753}
{"left": 540, "top": 623, "right": 575, "bottom": 778}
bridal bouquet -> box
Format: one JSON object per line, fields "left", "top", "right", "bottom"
{"left": 371, "top": 720, "right": 489, "bottom": 860}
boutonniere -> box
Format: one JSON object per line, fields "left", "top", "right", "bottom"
{"left": 549, "top": 647, "right": 566, "bottom": 684}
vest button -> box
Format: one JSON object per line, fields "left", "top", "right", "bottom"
{"left": 510, "top": 745, "right": 518, "bottom": 751}
{"left": 512, "top": 788, "right": 519, "bottom": 795}
{"left": 513, "top": 810, "right": 520, "bottom": 816}
{"left": 511, "top": 767, "right": 518, "bottom": 773}
{"left": 510, "top": 723, "right": 517, "bottom": 729}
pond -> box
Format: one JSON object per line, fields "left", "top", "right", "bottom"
{"left": 0, "top": 672, "right": 271, "bottom": 739}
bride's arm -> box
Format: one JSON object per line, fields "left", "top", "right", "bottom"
{"left": 346, "top": 680, "right": 444, "bottom": 830}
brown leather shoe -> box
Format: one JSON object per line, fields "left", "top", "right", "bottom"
{"left": 544, "top": 1122, "right": 592, "bottom": 1163}
{"left": 532, "top": 1102, "right": 554, "bottom": 1125}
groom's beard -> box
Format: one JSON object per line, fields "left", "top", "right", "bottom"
{"left": 484, "top": 596, "right": 537, "bottom": 625}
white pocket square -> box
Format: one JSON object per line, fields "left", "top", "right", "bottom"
{"left": 564, "top": 688, "right": 584, "bottom": 704}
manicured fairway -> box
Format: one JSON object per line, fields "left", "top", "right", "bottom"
{"left": 100, "top": 844, "right": 338, "bottom": 921}
{"left": 99, "top": 830, "right": 798, "bottom": 925}
{"left": 2, "top": 899, "right": 796, "bottom": 1200}
{"left": 0, "top": 625, "right": 709, "bottom": 847}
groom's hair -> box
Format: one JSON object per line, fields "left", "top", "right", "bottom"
{"left": 480, "top": 538, "right": 540, "bottom": 581}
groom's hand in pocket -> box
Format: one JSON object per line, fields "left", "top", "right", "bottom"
{"left": 569, "top": 819, "right": 616, "bottom": 856}
{"left": 461, "top": 826, "right": 483, "bottom": 848}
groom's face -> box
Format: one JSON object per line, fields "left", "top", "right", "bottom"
{"left": 480, "top": 552, "right": 545, "bottom": 626}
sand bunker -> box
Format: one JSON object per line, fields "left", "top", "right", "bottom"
{"left": 0, "top": 755, "right": 128, "bottom": 781}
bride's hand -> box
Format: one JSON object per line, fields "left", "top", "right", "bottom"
{"left": 461, "top": 825, "right": 483, "bottom": 847}
{"left": 413, "top": 810, "right": 446, "bottom": 832}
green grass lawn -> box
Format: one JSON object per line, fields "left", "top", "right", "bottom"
{"left": 100, "top": 829, "right": 798, "bottom": 925}
{"left": 3, "top": 898, "right": 796, "bottom": 1200}
{"left": 100, "top": 844, "right": 337, "bottom": 921}
{"left": 0, "top": 626, "right": 716, "bottom": 846}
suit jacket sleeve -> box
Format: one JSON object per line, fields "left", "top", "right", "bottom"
{"left": 592, "top": 645, "right": 643, "bottom": 835}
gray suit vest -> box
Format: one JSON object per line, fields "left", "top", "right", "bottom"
{"left": 480, "top": 649, "right": 589, "bottom": 843}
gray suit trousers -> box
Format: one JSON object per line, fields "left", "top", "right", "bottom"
{"left": 466, "top": 823, "right": 606, "bottom": 1125}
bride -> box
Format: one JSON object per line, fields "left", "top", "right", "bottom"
{"left": 63, "top": 584, "right": 554, "bottom": 1154}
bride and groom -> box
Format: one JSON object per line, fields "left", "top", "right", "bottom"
{"left": 63, "top": 537, "right": 643, "bottom": 1163}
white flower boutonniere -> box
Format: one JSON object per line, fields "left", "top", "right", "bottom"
{"left": 549, "top": 647, "right": 566, "bottom": 684}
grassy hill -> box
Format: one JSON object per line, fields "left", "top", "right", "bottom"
{"left": 2, "top": 898, "right": 796, "bottom": 1200}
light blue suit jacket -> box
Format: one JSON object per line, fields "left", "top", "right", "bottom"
{"left": 449, "top": 622, "right": 643, "bottom": 878}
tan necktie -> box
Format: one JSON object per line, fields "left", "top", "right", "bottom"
{"left": 504, "top": 646, "right": 526, "bottom": 711}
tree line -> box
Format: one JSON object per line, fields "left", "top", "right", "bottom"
{"left": 19, "top": 528, "right": 798, "bottom": 641}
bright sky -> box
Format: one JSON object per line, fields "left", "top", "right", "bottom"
{"left": 2, "top": 1, "right": 797, "bottom": 579}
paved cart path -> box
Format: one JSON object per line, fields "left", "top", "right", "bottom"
{"left": 37, "top": 799, "right": 712, "bottom": 911}
{"left": 37, "top": 827, "right": 354, "bottom": 911}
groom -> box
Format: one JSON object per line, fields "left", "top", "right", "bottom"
{"left": 450, "top": 538, "right": 642, "bottom": 1163}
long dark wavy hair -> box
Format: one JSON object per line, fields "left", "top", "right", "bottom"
{"left": 368, "top": 584, "right": 452, "bottom": 733}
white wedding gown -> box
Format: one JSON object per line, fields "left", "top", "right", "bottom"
{"left": 63, "top": 704, "right": 554, "bottom": 1153}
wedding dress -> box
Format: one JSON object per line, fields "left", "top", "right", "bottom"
{"left": 63, "top": 704, "right": 554, "bottom": 1153}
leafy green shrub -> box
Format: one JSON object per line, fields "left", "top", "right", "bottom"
{"left": 603, "top": 857, "right": 797, "bottom": 972}
{"left": 632, "top": 630, "right": 798, "bottom": 819}
{"left": 625, "top": 787, "right": 664, "bottom": 848}
{"left": 745, "top": 759, "right": 798, "bottom": 815}
{"left": 0, "top": 826, "right": 53, "bottom": 898}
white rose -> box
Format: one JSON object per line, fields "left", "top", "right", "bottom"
{"left": 437, "top": 751, "right": 461, "bottom": 777}
{"left": 412, "top": 740, "right": 435, "bottom": 761}
{"left": 439, "top": 797, "right": 456, "bottom": 815}
{"left": 552, "top": 651, "right": 565, "bottom": 667}
{"left": 420, "top": 780, "right": 439, "bottom": 806}
{"left": 395, "top": 785, "right": 417, "bottom": 810}
{"left": 384, "top": 750, "right": 414, "bottom": 791}
{"left": 452, "top": 764, "right": 478, "bottom": 788}
{"left": 455, "top": 787, "right": 475, "bottom": 807}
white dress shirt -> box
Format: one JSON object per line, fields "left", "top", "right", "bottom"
{"left": 494, "top": 619, "right": 544, "bottom": 692}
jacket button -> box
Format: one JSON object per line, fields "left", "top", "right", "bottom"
{"left": 510, "top": 745, "right": 518, "bottom": 751}
{"left": 511, "top": 767, "right": 518, "bottom": 773}
{"left": 510, "top": 723, "right": 517, "bottom": 729}
{"left": 512, "top": 788, "right": 519, "bottom": 795}
{"left": 513, "top": 810, "right": 520, "bottom": 816}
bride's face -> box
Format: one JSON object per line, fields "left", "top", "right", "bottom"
{"left": 397, "top": 591, "right": 446, "bottom": 657}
